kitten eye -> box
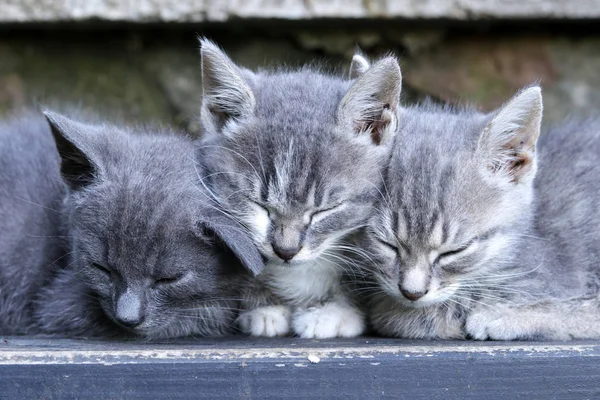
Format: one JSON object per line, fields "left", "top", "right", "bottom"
{"left": 154, "top": 274, "right": 184, "bottom": 287}
{"left": 376, "top": 238, "right": 398, "bottom": 253}
{"left": 309, "top": 203, "right": 344, "bottom": 224}
{"left": 435, "top": 243, "right": 473, "bottom": 263}
{"left": 91, "top": 263, "right": 111, "bottom": 275}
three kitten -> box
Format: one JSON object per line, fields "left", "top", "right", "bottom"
{"left": 0, "top": 111, "right": 263, "bottom": 338}
{"left": 2, "top": 40, "right": 598, "bottom": 341}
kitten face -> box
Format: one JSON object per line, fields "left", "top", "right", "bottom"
{"left": 202, "top": 121, "right": 382, "bottom": 264}
{"left": 363, "top": 87, "right": 543, "bottom": 308}
{"left": 69, "top": 184, "right": 237, "bottom": 337}
{"left": 46, "top": 112, "right": 263, "bottom": 338}
{"left": 198, "top": 41, "right": 401, "bottom": 264}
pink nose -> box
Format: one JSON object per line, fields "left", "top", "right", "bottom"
{"left": 272, "top": 245, "right": 301, "bottom": 262}
{"left": 399, "top": 287, "right": 428, "bottom": 301}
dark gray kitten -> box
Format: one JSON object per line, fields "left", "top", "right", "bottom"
{"left": 361, "top": 84, "right": 600, "bottom": 340}
{"left": 0, "top": 112, "right": 65, "bottom": 335}
{"left": 0, "top": 111, "right": 263, "bottom": 339}
{"left": 196, "top": 41, "right": 401, "bottom": 338}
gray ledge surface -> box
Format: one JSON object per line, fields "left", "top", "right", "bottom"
{"left": 1, "top": 336, "right": 600, "bottom": 399}
{"left": 1, "top": 0, "right": 600, "bottom": 23}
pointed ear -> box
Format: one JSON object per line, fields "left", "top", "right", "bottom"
{"left": 349, "top": 53, "right": 370, "bottom": 79}
{"left": 199, "top": 38, "right": 255, "bottom": 133}
{"left": 44, "top": 111, "right": 101, "bottom": 190}
{"left": 338, "top": 57, "right": 402, "bottom": 145}
{"left": 197, "top": 213, "right": 264, "bottom": 277}
{"left": 478, "top": 86, "right": 543, "bottom": 184}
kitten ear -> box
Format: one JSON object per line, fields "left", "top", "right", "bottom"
{"left": 197, "top": 214, "right": 264, "bottom": 277}
{"left": 44, "top": 111, "right": 101, "bottom": 190}
{"left": 478, "top": 86, "right": 543, "bottom": 184}
{"left": 338, "top": 56, "right": 402, "bottom": 145}
{"left": 349, "top": 53, "right": 370, "bottom": 79}
{"left": 199, "top": 38, "right": 256, "bottom": 133}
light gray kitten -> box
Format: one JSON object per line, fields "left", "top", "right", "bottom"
{"left": 196, "top": 40, "right": 401, "bottom": 338}
{"left": 361, "top": 84, "right": 600, "bottom": 340}
{"left": 0, "top": 111, "right": 263, "bottom": 338}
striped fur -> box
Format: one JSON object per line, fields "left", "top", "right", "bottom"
{"left": 197, "top": 41, "right": 400, "bottom": 338}
{"left": 361, "top": 87, "right": 600, "bottom": 340}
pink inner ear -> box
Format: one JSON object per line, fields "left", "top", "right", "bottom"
{"left": 508, "top": 151, "right": 535, "bottom": 183}
{"left": 355, "top": 104, "right": 393, "bottom": 145}
{"left": 487, "top": 146, "right": 535, "bottom": 183}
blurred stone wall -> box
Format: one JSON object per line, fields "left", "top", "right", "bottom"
{"left": 1, "top": 0, "right": 600, "bottom": 134}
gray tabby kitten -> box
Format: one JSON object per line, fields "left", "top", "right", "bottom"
{"left": 0, "top": 111, "right": 263, "bottom": 338}
{"left": 361, "top": 83, "right": 600, "bottom": 340}
{"left": 196, "top": 40, "right": 401, "bottom": 338}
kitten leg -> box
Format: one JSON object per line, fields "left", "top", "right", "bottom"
{"left": 466, "top": 297, "right": 600, "bottom": 340}
{"left": 292, "top": 298, "right": 365, "bottom": 339}
{"left": 237, "top": 305, "right": 292, "bottom": 337}
{"left": 237, "top": 277, "right": 292, "bottom": 337}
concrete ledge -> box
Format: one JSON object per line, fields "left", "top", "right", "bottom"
{"left": 1, "top": 337, "right": 600, "bottom": 399}
{"left": 2, "top": 0, "right": 600, "bottom": 23}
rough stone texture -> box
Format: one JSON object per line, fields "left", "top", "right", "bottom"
{"left": 1, "top": 26, "right": 599, "bottom": 133}
{"left": 398, "top": 35, "right": 600, "bottom": 125}
{"left": 0, "top": 32, "right": 346, "bottom": 134}
{"left": 2, "top": 0, "right": 600, "bottom": 23}
{"left": 0, "top": 35, "right": 175, "bottom": 127}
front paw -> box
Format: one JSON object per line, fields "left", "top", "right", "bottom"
{"left": 465, "top": 311, "right": 494, "bottom": 340}
{"left": 237, "top": 305, "right": 292, "bottom": 337}
{"left": 466, "top": 307, "right": 519, "bottom": 341}
{"left": 292, "top": 302, "right": 365, "bottom": 339}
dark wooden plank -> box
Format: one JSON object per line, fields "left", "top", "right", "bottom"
{"left": 1, "top": 337, "right": 600, "bottom": 399}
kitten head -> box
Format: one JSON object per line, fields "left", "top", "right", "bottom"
{"left": 197, "top": 40, "right": 402, "bottom": 264}
{"left": 45, "top": 111, "right": 263, "bottom": 338}
{"left": 362, "top": 86, "right": 543, "bottom": 308}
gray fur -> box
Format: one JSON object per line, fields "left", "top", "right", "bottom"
{"left": 362, "top": 86, "right": 600, "bottom": 340}
{"left": 197, "top": 39, "right": 401, "bottom": 338}
{"left": 0, "top": 112, "right": 66, "bottom": 335}
{"left": 0, "top": 111, "right": 263, "bottom": 338}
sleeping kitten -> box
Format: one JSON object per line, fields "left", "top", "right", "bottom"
{"left": 196, "top": 40, "right": 401, "bottom": 338}
{"left": 0, "top": 112, "right": 65, "bottom": 335}
{"left": 361, "top": 84, "right": 600, "bottom": 340}
{"left": 0, "top": 111, "right": 263, "bottom": 338}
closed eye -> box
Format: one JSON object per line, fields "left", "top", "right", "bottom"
{"left": 154, "top": 274, "right": 184, "bottom": 287}
{"left": 309, "top": 203, "right": 345, "bottom": 224}
{"left": 376, "top": 238, "right": 398, "bottom": 253}
{"left": 91, "top": 263, "right": 111, "bottom": 275}
{"left": 435, "top": 241, "right": 475, "bottom": 263}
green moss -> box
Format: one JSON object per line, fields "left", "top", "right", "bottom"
{"left": 0, "top": 37, "right": 174, "bottom": 125}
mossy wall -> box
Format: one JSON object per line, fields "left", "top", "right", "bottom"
{"left": 2, "top": 22, "right": 599, "bottom": 133}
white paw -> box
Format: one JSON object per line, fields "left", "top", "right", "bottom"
{"left": 466, "top": 307, "right": 517, "bottom": 341}
{"left": 237, "top": 306, "right": 292, "bottom": 337}
{"left": 292, "top": 302, "right": 365, "bottom": 339}
{"left": 465, "top": 311, "right": 494, "bottom": 340}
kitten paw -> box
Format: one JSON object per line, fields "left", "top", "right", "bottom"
{"left": 292, "top": 302, "right": 365, "bottom": 339}
{"left": 466, "top": 307, "right": 520, "bottom": 341}
{"left": 237, "top": 306, "right": 292, "bottom": 337}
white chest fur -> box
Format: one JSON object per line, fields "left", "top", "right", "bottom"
{"left": 262, "top": 256, "right": 341, "bottom": 306}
